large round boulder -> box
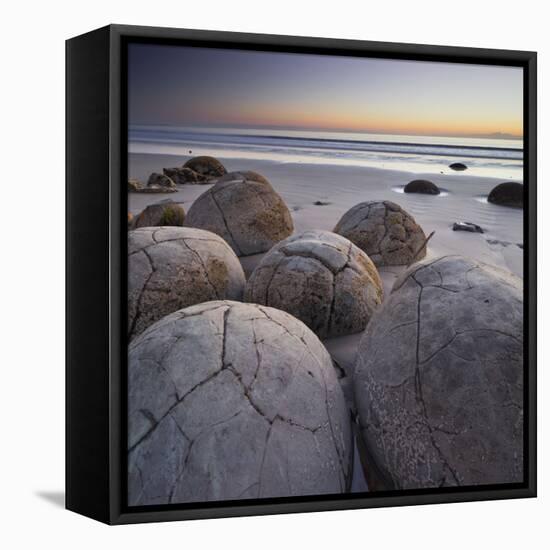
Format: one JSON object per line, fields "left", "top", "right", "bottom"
{"left": 488, "top": 182, "right": 523, "bottom": 208}
{"left": 134, "top": 200, "right": 185, "bottom": 229}
{"left": 128, "top": 227, "right": 245, "bottom": 340}
{"left": 183, "top": 156, "right": 227, "bottom": 180}
{"left": 217, "top": 170, "right": 271, "bottom": 185}
{"left": 404, "top": 179, "right": 440, "bottom": 195}
{"left": 354, "top": 256, "right": 523, "bottom": 490}
{"left": 128, "top": 300, "right": 353, "bottom": 505}
{"left": 333, "top": 200, "right": 427, "bottom": 266}
{"left": 185, "top": 173, "right": 294, "bottom": 256}
{"left": 245, "top": 230, "right": 383, "bottom": 338}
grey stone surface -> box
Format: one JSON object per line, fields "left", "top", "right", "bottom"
{"left": 354, "top": 255, "right": 523, "bottom": 490}
{"left": 183, "top": 156, "right": 227, "bottom": 180}
{"left": 128, "top": 301, "right": 353, "bottom": 505}
{"left": 134, "top": 200, "right": 186, "bottom": 229}
{"left": 128, "top": 227, "right": 245, "bottom": 340}
{"left": 245, "top": 230, "right": 383, "bottom": 338}
{"left": 333, "top": 200, "right": 427, "bottom": 266}
{"left": 185, "top": 172, "right": 294, "bottom": 256}
{"left": 147, "top": 172, "right": 176, "bottom": 190}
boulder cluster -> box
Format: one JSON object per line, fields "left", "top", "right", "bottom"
{"left": 126, "top": 155, "right": 524, "bottom": 504}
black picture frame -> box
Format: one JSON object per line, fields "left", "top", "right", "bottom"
{"left": 66, "top": 24, "right": 537, "bottom": 525}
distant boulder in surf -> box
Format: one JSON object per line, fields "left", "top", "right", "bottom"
{"left": 334, "top": 201, "right": 427, "bottom": 266}
{"left": 185, "top": 172, "right": 293, "bottom": 256}
{"left": 452, "top": 222, "right": 483, "bottom": 233}
{"left": 163, "top": 166, "right": 203, "bottom": 185}
{"left": 128, "top": 178, "right": 143, "bottom": 192}
{"left": 488, "top": 182, "right": 523, "bottom": 208}
{"left": 183, "top": 156, "right": 227, "bottom": 181}
{"left": 147, "top": 172, "right": 176, "bottom": 190}
{"left": 404, "top": 179, "right": 440, "bottom": 195}
{"left": 449, "top": 162, "right": 468, "bottom": 171}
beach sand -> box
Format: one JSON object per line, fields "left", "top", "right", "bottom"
{"left": 128, "top": 151, "right": 524, "bottom": 492}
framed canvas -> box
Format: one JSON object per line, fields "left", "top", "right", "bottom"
{"left": 66, "top": 24, "right": 537, "bottom": 525}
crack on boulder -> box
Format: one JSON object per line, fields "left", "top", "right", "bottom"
{"left": 178, "top": 238, "right": 220, "bottom": 299}
{"left": 210, "top": 191, "right": 243, "bottom": 255}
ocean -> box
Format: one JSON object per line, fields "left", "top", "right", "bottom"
{"left": 128, "top": 125, "right": 523, "bottom": 181}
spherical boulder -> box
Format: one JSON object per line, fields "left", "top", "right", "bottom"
{"left": 333, "top": 200, "right": 427, "bottom": 266}
{"left": 128, "top": 227, "right": 245, "bottom": 340}
{"left": 183, "top": 156, "right": 227, "bottom": 180}
{"left": 245, "top": 230, "right": 383, "bottom": 338}
{"left": 147, "top": 172, "right": 176, "bottom": 190}
{"left": 217, "top": 170, "right": 271, "bottom": 186}
{"left": 185, "top": 173, "right": 294, "bottom": 256}
{"left": 404, "top": 179, "right": 440, "bottom": 195}
{"left": 354, "top": 255, "right": 523, "bottom": 490}
{"left": 134, "top": 200, "right": 186, "bottom": 229}
{"left": 449, "top": 162, "right": 468, "bottom": 171}
{"left": 128, "top": 300, "right": 353, "bottom": 505}
{"left": 488, "top": 182, "right": 523, "bottom": 208}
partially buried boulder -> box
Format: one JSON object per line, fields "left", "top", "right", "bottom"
{"left": 404, "top": 179, "right": 440, "bottom": 195}
{"left": 488, "top": 182, "right": 523, "bottom": 208}
{"left": 183, "top": 156, "right": 227, "bottom": 180}
{"left": 128, "top": 178, "right": 143, "bottom": 192}
{"left": 449, "top": 162, "right": 468, "bottom": 171}
{"left": 245, "top": 230, "right": 383, "bottom": 338}
{"left": 147, "top": 172, "right": 176, "bottom": 190}
{"left": 133, "top": 200, "right": 185, "bottom": 229}
{"left": 185, "top": 172, "right": 293, "bottom": 256}
{"left": 163, "top": 166, "right": 203, "bottom": 185}
{"left": 333, "top": 200, "right": 427, "bottom": 266}
{"left": 354, "top": 256, "right": 523, "bottom": 490}
{"left": 128, "top": 227, "right": 245, "bottom": 340}
{"left": 128, "top": 300, "right": 353, "bottom": 505}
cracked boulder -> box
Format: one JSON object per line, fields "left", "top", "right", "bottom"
{"left": 134, "top": 200, "right": 186, "bottom": 229}
{"left": 147, "top": 172, "right": 176, "bottom": 190}
{"left": 183, "top": 156, "right": 227, "bottom": 180}
{"left": 128, "top": 227, "right": 245, "bottom": 340}
{"left": 354, "top": 255, "right": 523, "bottom": 490}
{"left": 185, "top": 172, "right": 294, "bottom": 256}
{"left": 128, "top": 300, "right": 353, "bottom": 505}
{"left": 334, "top": 200, "right": 427, "bottom": 266}
{"left": 245, "top": 230, "right": 383, "bottom": 338}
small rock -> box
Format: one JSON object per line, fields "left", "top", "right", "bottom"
{"left": 313, "top": 200, "right": 331, "bottom": 206}
{"left": 449, "top": 162, "right": 468, "bottom": 171}
{"left": 128, "top": 179, "right": 143, "bottom": 192}
{"left": 404, "top": 179, "right": 440, "bottom": 195}
{"left": 452, "top": 222, "right": 484, "bottom": 233}
{"left": 487, "top": 182, "right": 523, "bottom": 208}
{"left": 128, "top": 212, "right": 134, "bottom": 229}
{"left": 134, "top": 200, "right": 186, "bottom": 228}
{"left": 147, "top": 172, "right": 176, "bottom": 190}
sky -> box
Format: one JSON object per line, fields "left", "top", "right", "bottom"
{"left": 128, "top": 43, "right": 523, "bottom": 138}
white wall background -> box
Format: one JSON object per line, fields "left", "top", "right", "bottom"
{"left": 1, "top": 0, "right": 546, "bottom": 547}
